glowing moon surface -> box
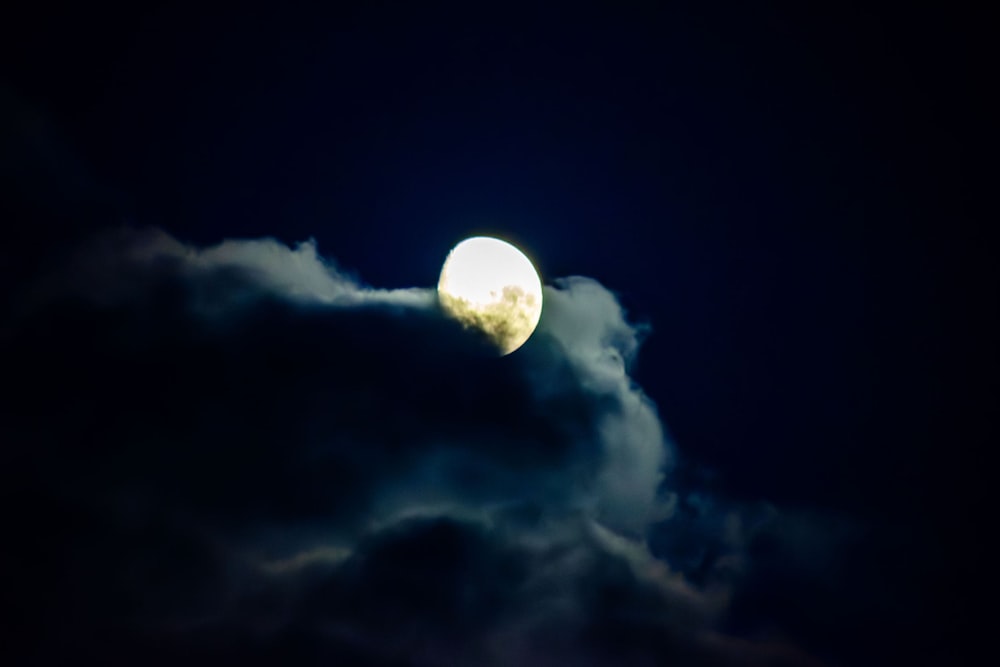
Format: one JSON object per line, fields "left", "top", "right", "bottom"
{"left": 437, "top": 236, "right": 543, "bottom": 355}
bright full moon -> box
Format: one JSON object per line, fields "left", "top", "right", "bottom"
{"left": 437, "top": 236, "right": 543, "bottom": 355}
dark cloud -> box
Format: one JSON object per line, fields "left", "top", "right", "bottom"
{"left": 1, "top": 228, "right": 826, "bottom": 665}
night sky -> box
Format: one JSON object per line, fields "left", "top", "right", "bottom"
{"left": 1, "top": 3, "right": 991, "bottom": 666}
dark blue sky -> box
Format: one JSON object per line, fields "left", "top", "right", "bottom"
{"left": 1, "top": 3, "right": 991, "bottom": 665}
{"left": 5, "top": 1, "right": 985, "bottom": 500}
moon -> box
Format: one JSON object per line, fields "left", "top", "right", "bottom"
{"left": 437, "top": 236, "right": 543, "bottom": 355}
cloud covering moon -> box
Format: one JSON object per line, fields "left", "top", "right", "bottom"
{"left": 0, "top": 227, "right": 827, "bottom": 666}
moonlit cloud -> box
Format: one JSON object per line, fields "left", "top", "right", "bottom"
{"left": 537, "top": 276, "right": 672, "bottom": 532}
{"left": 46, "top": 226, "right": 434, "bottom": 310}
{"left": 1, "top": 227, "right": 827, "bottom": 666}
{"left": 34, "top": 227, "right": 674, "bottom": 534}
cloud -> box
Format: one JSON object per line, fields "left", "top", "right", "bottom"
{"left": 17, "top": 227, "right": 671, "bottom": 534}
{"left": 40, "top": 226, "right": 433, "bottom": 311}
{"left": 0, "top": 227, "right": 827, "bottom": 666}
{"left": 534, "top": 277, "right": 671, "bottom": 532}
{"left": 245, "top": 511, "right": 825, "bottom": 667}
